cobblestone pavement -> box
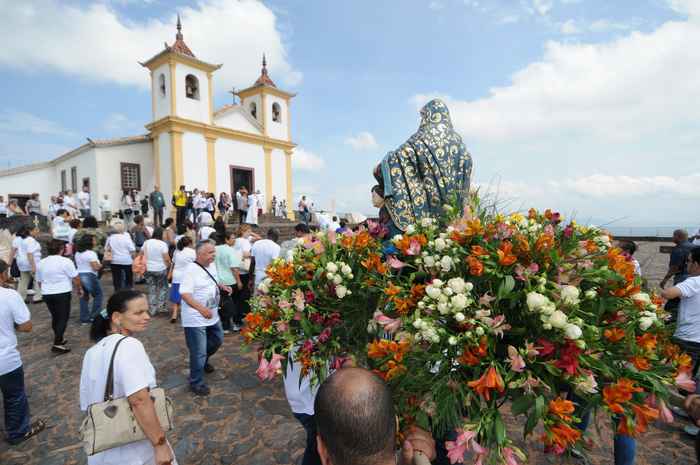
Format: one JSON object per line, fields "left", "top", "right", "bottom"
{"left": 0, "top": 272, "right": 697, "bottom": 465}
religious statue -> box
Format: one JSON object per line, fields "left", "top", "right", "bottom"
{"left": 372, "top": 99, "right": 473, "bottom": 234}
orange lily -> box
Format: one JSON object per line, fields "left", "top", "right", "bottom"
{"left": 603, "top": 327, "right": 625, "bottom": 343}
{"left": 549, "top": 398, "right": 575, "bottom": 422}
{"left": 467, "top": 366, "right": 505, "bottom": 401}
{"left": 497, "top": 241, "right": 518, "bottom": 266}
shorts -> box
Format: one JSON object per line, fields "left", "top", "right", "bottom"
{"left": 169, "top": 283, "right": 182, "bottom": 304}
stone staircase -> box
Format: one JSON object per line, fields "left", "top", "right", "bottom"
{"left": 227, "top": 213, "right": 300, "bottom": 242}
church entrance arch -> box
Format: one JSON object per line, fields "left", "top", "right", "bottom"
{"left": 230, "top": 166, "right": 254, "bottom": 196}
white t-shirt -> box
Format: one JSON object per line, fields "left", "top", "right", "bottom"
{"left": 252, "top": 239, "right": 281, "bottom": 287}
{"left": 0, "top": 288, "right": 31, "bottom": 376}
{"left": 199, "top": 226, "right": 216, "bottom": 241}
{"left": 179, "top": 262, "right": 220, "bottom": 328}
{"left": 80, "top": 334, "right": 157, "bottom": 465}
{"left": 99, "top": 199, "right": 112, "bottom": 212}
{"left": 172, "top": 247, "right": 196, "bottom": 284}
{"left": 0, "top": 202, "right": 7, "bottom": 215}
{"left": 234, "top": 237, "right": 252, "bottom": 274}
{"left": 107, "top": 233, "right": 136, "bottom": 265}
{"left": 143, "top": 239, "right": 169, "bottom": 272}
{"left": 64, "top": 195, "right": 77, "bottom": 209}
{"left": 197, "top": 211, "right": 213, "bottom": 224}
{"left": 11, "top": 236, "right": 22, "bottom": 256}
{"left": 17, "top": 236, "right": 41, "bottom": 272}
{"left": 36, "top": 255, "right": 78, "bottom": 295}
{"left": 78, "top": 191, "right": 90, "bottom": 209}
{"left": 675, "top": 276, "right": 700, "bottom": 343}
{"left": 75, "top": 250, "right": 99, "bottom": 275}
{"left": 283, "top": 347, "right": 319, "bottom": 415}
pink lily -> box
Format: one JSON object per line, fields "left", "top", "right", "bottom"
{"left": 373, "top": 311, "right": 402, "bottom": 333}
{"left": 488, "top": 315, "right": 511, "bottom": 338}
{"left": 472, "top": 441, "right": 488, "bottom": 465}
{"left": 387, "top": 255, "right": 407, "bottom": 269}
{"left": 406, "top": 239, "right": 421, "bottom": 256}
{"left": 507, "top": 345, "right": 526, "bottom": 373}
{"left": 502, "top": 447, "right": 520, "bottom": 465}
{"left": 256, "top": 353, "right": 284, "bottom": 381}
{"left": 278, "top": 299, "right": 291, "bottom": 310}
{"left": 327, "top": 230, "right": 337, "bottom": 244}
{"left": 647, "top": 394, "right": 674, "bottom": 424}
{"left": 676, "top": 371, "right": 697, "bottom": 392}
{"left": 444, "top": 429, "right": 477, "bottom": 464}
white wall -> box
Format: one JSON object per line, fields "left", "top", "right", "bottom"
{"left": 176, "top": 63, "right": 210, "bottom": 123}
{"left": 214, "top": 108, "right": 262, "bottom": 134}
{"left": 95, "top": 142, "right": 153, "bottom": 213}
{"left": 54, "top": 148, "right": 98, "bottom": 212}
{"left": 158, "top": 132, "right": 172, "bottom": 216}
{"left": 266, "top": 94, "right": 288, "bottom": 141}
{"left": 152, "top": 63, "right": 170, "bottom": 121}
{"left": 0, "top": 166, "right": 56, "bottom": 214}
{"left": 182, "top": 132, "right": 207, "bottom": 191}
{"left": 271, "top": 149, "right": 288, "bottom": 205}
{"left": 214, "top": 138, "right": 265, "bottom": 195}
{"left": 241, "top": 94, "right": 262, "bottom": 126}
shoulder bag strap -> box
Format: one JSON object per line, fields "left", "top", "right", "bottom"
{"left": 103, "top": 336, "right": 129, "bottom": 401}
{"left": 195, "top": 262, "right": 219, "bottom": 288}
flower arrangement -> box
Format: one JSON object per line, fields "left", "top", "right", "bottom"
{"left": 244, "top": 200, "right": 691, "bottom": 464}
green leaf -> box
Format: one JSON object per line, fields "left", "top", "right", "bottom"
{"left": 511, "top": 395, "right": 535, "bottom": 416}
{"left": 524, "top": 410, "right": 538, "bottom": 437}
{"left": 415, "top": 411, "right": 430, "bottom": 431}
{"left": 535, "top": 395, "right": 546, "bottom": 418}
{"left": 494, "top": 415, "right": 507, "bottom": 445}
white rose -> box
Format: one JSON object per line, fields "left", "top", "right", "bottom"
{"left": 560, "top": 286, "right": 580, "bottom": 305}
{"left": 437, "top": 302, "right": 449, "bottom": 314}
{"left": 336, "top": 285, "right": 348, "bottom": 299}
{"left": 438, "top": 294, "right": 449, "bottom": 304}
{"left": 392, "top": 234, "right": 404, "bottom": 243}
{"left": 426, "top": 285, "right": 442, "bottom": 300}
{"left": 455, "top": 312, "right": 465, "bottom": 322}
{"left": 341, "top": 264, "right": 352, "bottom": 276}
{"left": 542, "top": 323, "right": 553, "bottom": 330}
{"left": 541, "top": 302, "right": 556, "bottom": 316}
{"left": 584, "top": 289, "right": 597, "bottom": 300}
{"left": 413, "top": 319, "right": 423, "bottom": 329}
{"left": 406, "top": 225, "right": 416, "bottom": 234}
{"left": 448, "top": 277, "right": 467, "bottom": 294}
{"left": 367, "top": 321, "right": 378, "bottom": 333}
{"left": 451, "top": 294, "right": 468, "bottom": 310}
{"left": 465, "top": 282, "right": 474, "bottom": 292}
{"left": 448, "top": 336, "right": 458, "bottom": 346}
{"left": 440, "top": 256, "right": 453, "bottom": 272}
{"left": 326, "top": 262, "right": 338, "bottom": 274}
{"left": 434, "top": 238, "right": 447, "bottom": 251}
{"left": 564, "top": 323, "right": 582, "bottom": 340}
{"left": 549, "top": 310, "right": 568, "bottom": 329}
{"left": 424, "top": 256, "right": 436, "bottom": 267}
{"left": 631, "top": 293, "right": 651, "bottom": 305}
{"left": 258, "top": 282, "right": 270, "bottom": 294}
{"left": 327, "top": 272, "right": 335, "bottom": 280}
{"left": 639, "top": 317, "right": 654, "bottom": 331}
{"left": 442, "top": 287, "right": 454, "bottom": 297}
{"left": 432, "top": 279, "right": 444, "bottom": 287}
{"left": 333, "top": 275, "right": 343, "bottom": 285}
{"left": 475, "top": 327, "right": 485, "bottom": 336}
{"left": 421, "top": 218, "right": 433, "bottom": 227}
{"left": 526, "top": 292, "right": 547, "bottom": 312}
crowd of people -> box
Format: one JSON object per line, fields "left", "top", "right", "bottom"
{"left": 3, "top": 203, "right": 700, "bottom": 465}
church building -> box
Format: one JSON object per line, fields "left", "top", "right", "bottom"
{"left": 0, "top": 18, "right": 296, "bottom": 219}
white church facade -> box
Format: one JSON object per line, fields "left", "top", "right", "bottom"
{"left": 0, "top": 19, "right": 296, "bottom": 219}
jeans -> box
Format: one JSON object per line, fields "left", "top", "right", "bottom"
{"left": 570, "top": 391, "right": 636, "bottom": 465}
{"left": 0, "top": 366, "right": 30, "bottom": 443}
{"left": 145, "top": 270, "right": 169, "bottom": 315}
{"left": 80, "top": 208, "right": 90, "bottom": 218}
{"left": 44, "top": 292, "right": 72, "bottom": 345}
{"left": 184, "top": 322, "right": 224, "bottom": 388}
{"left": 153, "top": 207, "right": 164, "bottom": 227}
{"left": 293, "top": 413, "right": 321, "bottom": 465}
{"left": 79, "top": 273, "right": 103, "bottom": 323}
{"left": 238, "top": 210, "right": 247, "bottom": 224}
{"left": 111, "top": 264, "right": 133, "bottom": 291}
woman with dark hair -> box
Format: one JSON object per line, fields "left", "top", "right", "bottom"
{"left": 619, "top": 240, "right": 641, "bottom": 277}
{"left": 163, "top": 217, "right": 176, "bottom": 246}
{"left": 75, "top": 234, "right": 103, "bottom": 324}
{"left": 80, "top": 290, "right": 175, "bottom": 465}
{"left": 74, "top": 215, "right": 107, "bottom": 265}
{"left": 16, "top": 226, "right": 42, "bottom": 304}
{"left": 141, "top": 227, "right": 171, "bottom": 316}
{"left": 36, "top": 239, "right": 81, "bottom": 354}
{"left": 131, "top": 215, "right": 150, "bottom": 251}
{"left": 168, "top": 236, "right": 195, "bottom": 323}
{"left": 120, "top": 189, "right": 134, "bottom": 229}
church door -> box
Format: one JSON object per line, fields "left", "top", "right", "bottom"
{"left": 230, "top": 166, "right": 254, "bottom": 195}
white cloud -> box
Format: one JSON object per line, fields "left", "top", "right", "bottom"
{"left": 102, "top": 112, "right": 144, "bottom": 133}
{"left": 589, "top": 19, "right": 635, "bottom": 32}
{"left": 667, "top": 0, "right": 700, "bottom": 16}
{"left": 0, "top": 111, "right": 75, "bottom": 137}
{"left": 344, "top": 132, "right": 379, "bottom": 151}
{"left": 0, "top": 0, "right": 301, "bottom": 92}
{"left": 532, "top": 0, "right": 553, "bottom": 16}
{"left": 498, "top": 15, "right": 520, "bottom": 25}
{"left": 553, "top": 173, "right": 700, "bottom": 198}
{"left": 429, "top": 1, "right": 445, "bottom": 11}
{"left": 560, "top": 19, "right": 580, "bottom": 34}
{"left": 292, "top": 147, "right": 325, "bottom": 172}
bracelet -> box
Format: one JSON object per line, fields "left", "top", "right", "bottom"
{"left": 153, "top": 435, "right": 166, "bottom": 447}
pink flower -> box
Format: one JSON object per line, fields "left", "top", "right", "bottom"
{"left": 507, "top": 345, "right": 526, "bottom": 372}
{"left": 318, "top": 327, "right": 332, "bottom": 344}
{"left": 647, "top": 394, "right": 674, "bottom": 424}
{"left": 528, "top": 263, "right": 539, "bottom": 273}
{"left": 676, "top": 371, "right": 697, "bottom": 392}
{"left": 278, "top": 299, "right": 291, "bottom": 310}
{"left": 275, "top": 321, "right": 288, "bottom": 332}
{"left": 444, "top": 429, "right": 477, "bottom": 464}
{"left": 406, "top": 239, "right": 422, "bottom": 256}
{"left": 327, "top": 230, "right": 337, "bottom": 244}
{"left": 293, "top": 290, "right": 305, "bottom": 311}
{"left": 387, "top": 255, "right": 407, "bottom": 269}
{"left": 256, "top": 353, "right": 284, "bottom": 381}
{"left": 502, "top": 447, "right": 520, "bottom": 465}
{"left": 472, "top": 441, "right": 488, "bottom": 465}
{"left": 487, "top": 315, "right": 511, "bottom": 338}
{"left": 373, "top": 311, "right": 402, "bottom": 333}
{"left": 563, "top": 225, "right": 574, "bottom": 238}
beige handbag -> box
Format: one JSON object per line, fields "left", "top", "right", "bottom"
{"left": 79, "top": 337, "right": 174, "bottom": 456}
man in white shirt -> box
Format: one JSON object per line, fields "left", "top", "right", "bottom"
{"left": 77, "top": 186, "right": 91, "bottom": 218}
{"left": 179, "top": 240, "right": 231, "bottom": 396}
{"left": 0, "top": 260, "right": 46, "bottom": 445}
{"left": 63, "top": 190, "right": 78, "bottom": 218}
{"left": 251, "top": 228, "right": 281, "bottom": 290}
{"left": 99, "top": 194, "right": 112, "bottom": 223}
{"left": 236, "top": 187, "right": 248, "bottom": 225}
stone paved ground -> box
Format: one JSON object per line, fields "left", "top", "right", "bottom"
{"left": 0, "top": 244, "right": 697, "bottom": 465}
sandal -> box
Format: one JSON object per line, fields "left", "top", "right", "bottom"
{"left": 8, "top": 418, "right": 47, "bottom": 445}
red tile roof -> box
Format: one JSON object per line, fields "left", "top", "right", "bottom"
{"left": 253, "top": 54, "right": 276, "bottom": 88}
{"left": 171, "top": 14, "right": 195, "bottom": 57}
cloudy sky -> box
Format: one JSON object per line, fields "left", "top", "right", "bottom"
{"left": 1, "top": 0, "right": 699, "bottom": 228}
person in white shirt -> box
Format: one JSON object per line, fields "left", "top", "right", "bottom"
{"left": 196, "top": 211, "right": 213, "bottom": 227}
{"left": 245, "top": 192, "right": 259, "bottom": 226}
{"left": 255, "top": 190, "right": 265, "bottom": 216}
{"left": 15, "top": 226, "right": 43, "bottom": 304}
{"left": 168, "top": 236, "right": 196, "bottom": 324}
{"left": 329, "top": 216, "right": 341, "bottom": 232}
{"left": 198, "top": 217, "right": 216, "bottom": 242}
{"left": 236, "top": 187, "right": 248, "bottom": 225}
{"left": 80, "top": 289, "right": 175, "bottom": 465}
{"left": 105, "top": 220, "right": 136, "bottom": 290}
{"left": 141, "top": 228, "right": 172, "bottom": 316}
{"left": 36, "top": 239, "right": 81, "bottom": 354}
{"left": 214, "top": 231, "right": 243, "bottom": 333}
{"left": 233, "top": 224, "right": 258, "bottom": 322}
{"left": 0, "top": 195, "right": 7, "bottom": 218}
{"left": 99, "top": 194, "right": 112, "bottom": 223}
{"left": 662, "top": 247, "right": 700, "bottom": 394}
{"left": 75, "top": 234, "right": 103, "bottom": 325}
{"left": 51, "top": 209, "right": 72, "bottom": 243}
{"left": 63, "top": 190, "right": 79, "bottom": 218}
{"left": 251, "top": 228, "right": 281, "bottom": 289}
{"left": 0, "top": 260, "right": 47, "bottom": 445}
{"left": 179, "top": 240, "right": 231, "bottom": 396}
{"left": 192, "top": 190, "right": 204, "bottom": 218}
{"left": 77, "top": 186, "right": 91, "bottom": 218}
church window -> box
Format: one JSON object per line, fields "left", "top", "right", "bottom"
{"left": 272, "top": 102, "right": 281, "bottom": 123}
{"left": 71, "top": 167, "right": 78, "bottom": 192}
{"left": 250, "top": 102, "right": 257, "bottom": 119}
{"left": 60, "top": 170, "right": 67, "bottom": 192}
{"left": 185, "top": 74, "right": 200, "bottom": 100}
{"left": 158, "top": 74, "right": 166, "bottom": 97}
{"left": 120, "top": 163, "right": 141, "bottom": 191}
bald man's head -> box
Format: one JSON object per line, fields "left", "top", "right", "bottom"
{"left": 315, "top": 368, "right": 396, "bottom": 465}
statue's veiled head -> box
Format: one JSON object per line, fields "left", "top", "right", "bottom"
{"left": 418, "top": 98, "right": 454, "bottom": 131}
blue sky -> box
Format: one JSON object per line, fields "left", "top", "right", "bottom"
{"left": 1, "top": 0, "right": 699, "bottom": 228}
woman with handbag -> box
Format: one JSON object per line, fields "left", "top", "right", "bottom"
{"left": 80, "top": 289, "right": 175, "bottom": 465}
{"left": 105, "top": 220, "right": 136, "bottom": 291}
